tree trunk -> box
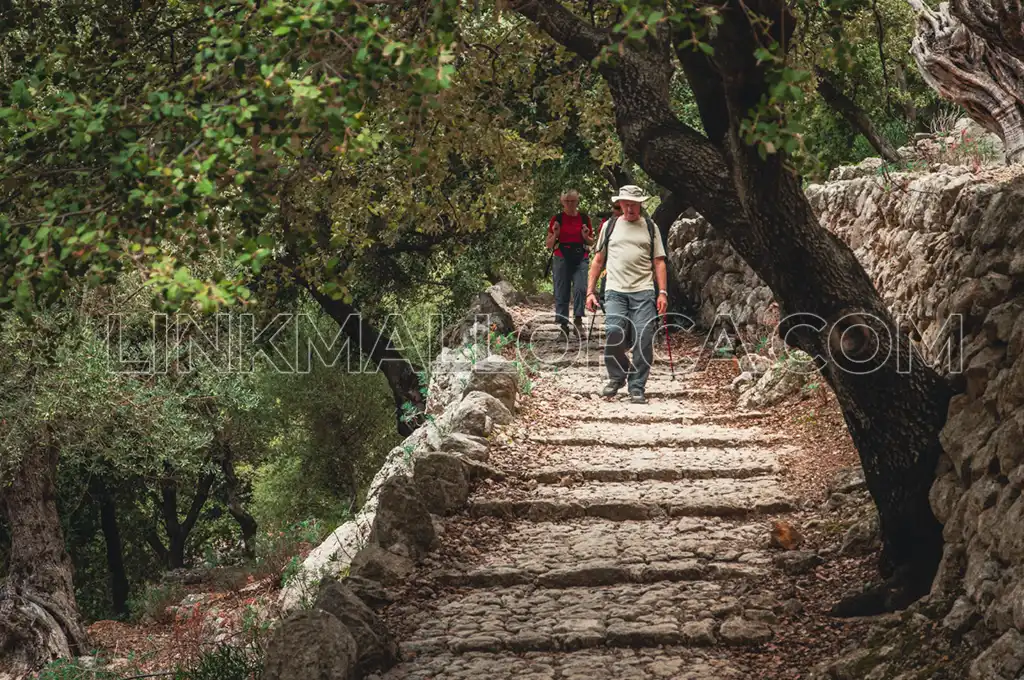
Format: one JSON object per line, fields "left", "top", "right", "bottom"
{"left": 0, "top": 437, "right": 89, "bottom": 673}
{"left": 303, "top": 283, "right": 426, "bottom": 437}
{"left": 93, "top": 478, "right": 130, "bottom": 618}
{"left": 148, "top": 465, "right": 216, "bottom": 569}
{"left": 905, "top": 0, "right": 1024, "bottom": 163}
{"left": 215, "top": 441, "right": 258, "bottom": 560}
{"left": 949, "top": 0, "right": 1024, "bottom": 60}
{"left": 815, "top": 67, "right": 902, "bottom": 163}
{"left": 894, "top": 64, "right": 919, "bottom": 126}
{"left": 512, "top": 0, "right": 953, "bottom": 614}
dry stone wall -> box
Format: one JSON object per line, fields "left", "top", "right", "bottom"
{"left": 668, "top": 155, "right": 1024, "bottom": 677}
{"left": 278, "top": 284, "right": 519, "bottom": 614}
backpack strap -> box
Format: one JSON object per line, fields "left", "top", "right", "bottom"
{"left": 645, "top": 216, "right": 658, "bottom": 295}
{"left": 601, "top": 216, "right": 617, "bottom": 261}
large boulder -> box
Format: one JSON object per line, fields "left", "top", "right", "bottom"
{"left": 261, "top": 610, "right": 358, "bottom": 680}
{"left": 413, "top": 452, "right": 470, "bottom": 515}
{"left": 315, "top": 579, "right": 399, "bottom": 677}
{"left": 348, "top": 545, "right": 415, "bottom": 588}
{"left": 425, "top": 347, "right": 475, "bottom": 415}
{"left": 442, "top": 289, "right": 515, "bottom": 349}
{"left": 367, "top": 475, "right": 437, "bottom": 559}
{"left": 738, "top": 351, "right": 817, "bottom": 410}
{"left": 464, "top": 356, "right": 518, "bottom": 413}
{"left": 440, "top": 432, "right": 489, "bottom": 462}
{"left": 450, "top": 391, "right": 512, "bottom": 438}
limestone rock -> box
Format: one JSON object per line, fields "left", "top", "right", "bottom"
{"left": 943, "top": 596, "right": 981, "bottom": 636}
{"left": 773, "top": 551, "right": 823, "bottom": 575}
{"left": 450, "top": 391, "right": 512, "bottom": 438}
{"left": 829, "top": 467, "right": 868, "bottom": 495}
{"left": 464, "top": 356, "right": 518, "bottom": 413}
{"left": 718, "top": 617, "right": 773, "bottom": 645}
{"left": 440, "top": 432, "right": 489, "bottom": 461}
{"left": 425, "top": 347, "right": 475, "bottom": 415}
{"left": 315, "top": 579, "right": 399, "bottom": 676}
{"left": 680, "top": 619, "right": 717, "bottom": 645}
{"left": 839, "top": 516, "right": 881, "bottom": 557}
{"left": 342, "top": 575, "right": 396, "bottom": 609}
{"left": 261, "top": 610, "right": 358, "bottom": 680}
{"left": 970, "top": 629, "right": 1024, "bottom": 680}
{"left": 413, "top": 452, "right": 470, "bottom": 515}
{"left": 367, "top": 475, "right": 437, "bottom": 559}
{"left": 737, "top": 353, "right": 817, "bottom": 410}
{"left": 348, "top": 545, "right": 415, "bottom": 587}
{"left": 442, "top": 289, "right": 515, "bottom": 348}
{"left": 460, "top": 457, "right": 506, "bottom": 482}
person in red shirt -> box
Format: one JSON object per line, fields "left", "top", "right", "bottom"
{"left": 545, "top": 189, "right": 595, "bottom": 334}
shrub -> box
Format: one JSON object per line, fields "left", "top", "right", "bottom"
{"left": 128, "top": 582, "right": 186, "bottom": 624}
{"left": 175, "top": 644, "right": 263, "bottom": 680}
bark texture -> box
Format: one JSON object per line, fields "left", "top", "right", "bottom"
{"left": 906, "top": 0, "right": 1024, "bottom": 163}
{"left": 215, "top": 441, "right": 258, "bottom": 560}
{"left": 148, "top": 464, "right": 216, "bottom": 569}
{"left": 511, "top": 0, "right": 953, "bottom": 612}
{"left": 0, "top": 439, "right": 89, "bottom": 673}
{"left": 93, "top": 478, "right": 130, "bottom": 617}
{"left": 815, "top": 67, "right": 901, "bottom": 163}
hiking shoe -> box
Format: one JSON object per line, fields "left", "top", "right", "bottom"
{"left": 601, "top": 380, "right": 625, "bottom": 397}
{"left": 559, "top": 323, "right": 570, "bottom": 337}
{"left": 573, "top": 317, "right": 585, "bottom": 333}
{"left": 629, "top": 391, "right": 647, "bottom": 404}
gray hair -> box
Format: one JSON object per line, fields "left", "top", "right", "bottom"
{"left": 560, "top": 189, "right": 580, "bottom": 200}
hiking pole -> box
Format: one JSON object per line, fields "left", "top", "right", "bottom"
{"left": 662, "top": 310, "right": 675, "bottom": 381}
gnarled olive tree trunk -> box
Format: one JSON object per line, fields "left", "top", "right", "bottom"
{"left": 905, "top": 0, "right": 1024, "bottom": 163}
{"left": 0, "top": 437, "right": 89, "bottom": 673}
{"left": 511, "top": 0, "right": 954, "bottom": 613}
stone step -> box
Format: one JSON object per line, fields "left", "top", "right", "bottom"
{"left": 381, "top": 647, "right": 746, "bottom": 679}
{"left": 526, "top": 446, "right": 780, "bottom": 483}
{"left": 528, "top": 422, "right": 779, "bottom": 448}
{"left": 547, "top": 375, "right": 704, "bottom": 398}
{"left": 566, "top": 404, "right": 767, "bottom": 426}
{"left": 470, "top": 477, "right": 795, "bottom": 521}
{"left": 391, "top": 581, "right": 773, "bottom": 656}
{"left": 466, "top": 518, "right": 769, "bottom": 572}
{"left": 434, "top": 557, "right": 766, "bottom": 590}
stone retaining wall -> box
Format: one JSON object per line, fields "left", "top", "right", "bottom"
{"left": 668, "top": 158, "right": 1024, "bottom": 677}
{"left": 280, "top": 284, "right": 520, "bottom": 614}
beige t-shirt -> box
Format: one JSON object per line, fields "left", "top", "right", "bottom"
{"left": 596, "top": 217, "right": 667, "bottom": 293}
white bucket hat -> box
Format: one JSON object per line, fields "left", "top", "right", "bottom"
{"left": 611, "top": 184, "right": 651, "bottom": 203}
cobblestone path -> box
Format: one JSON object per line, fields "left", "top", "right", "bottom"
{"left": 383, "top": 309, "right": 800, "bottom": 679}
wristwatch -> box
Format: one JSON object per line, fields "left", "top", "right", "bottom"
{"left": 658, "top": 291, "right": 668, "bottom": 297}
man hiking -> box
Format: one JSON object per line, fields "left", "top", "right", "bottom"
{"left": 586, "top": 185, "right": 669, "bottom": 404}
{"left": 546, "top": 188, "right": 594, "bottom": 336}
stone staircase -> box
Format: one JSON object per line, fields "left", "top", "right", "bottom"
{"left": 381, "top": 311, "right": 800, "bottom": 679}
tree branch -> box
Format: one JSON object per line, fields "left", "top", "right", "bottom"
{"left": 507, "top": 0, "right": 609, "bottom": 59}
{"left": 180, "top": 471, "right": 215, "bottom": 539}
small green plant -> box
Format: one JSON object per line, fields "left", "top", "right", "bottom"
{"left": 36, "top": 658, "right": 120, "bottom": 680}
{"left": 252, "top": 518, "right": 330, "bottom": 584}
{"left": 399, "top": 400, "right": 422, "bottom": 424}
{"left": 174, "top": 644, "right": 263, "bottom": 680}
{"left": 401, "top": 442, "right": 416, "bottom": 464}
{"left": 487, "top": 329, "right": 515, "bottom": 354}
{"left": 128, "top": 582, "right": 185, "bottom": 625}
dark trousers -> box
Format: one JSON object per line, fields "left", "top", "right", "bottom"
{"left": 553, "top": 255, "right": 588, "bottom": 325}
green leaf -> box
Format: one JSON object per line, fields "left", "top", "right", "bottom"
{"left": 195, "top": 179, "right": 215, "bottom": 196}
